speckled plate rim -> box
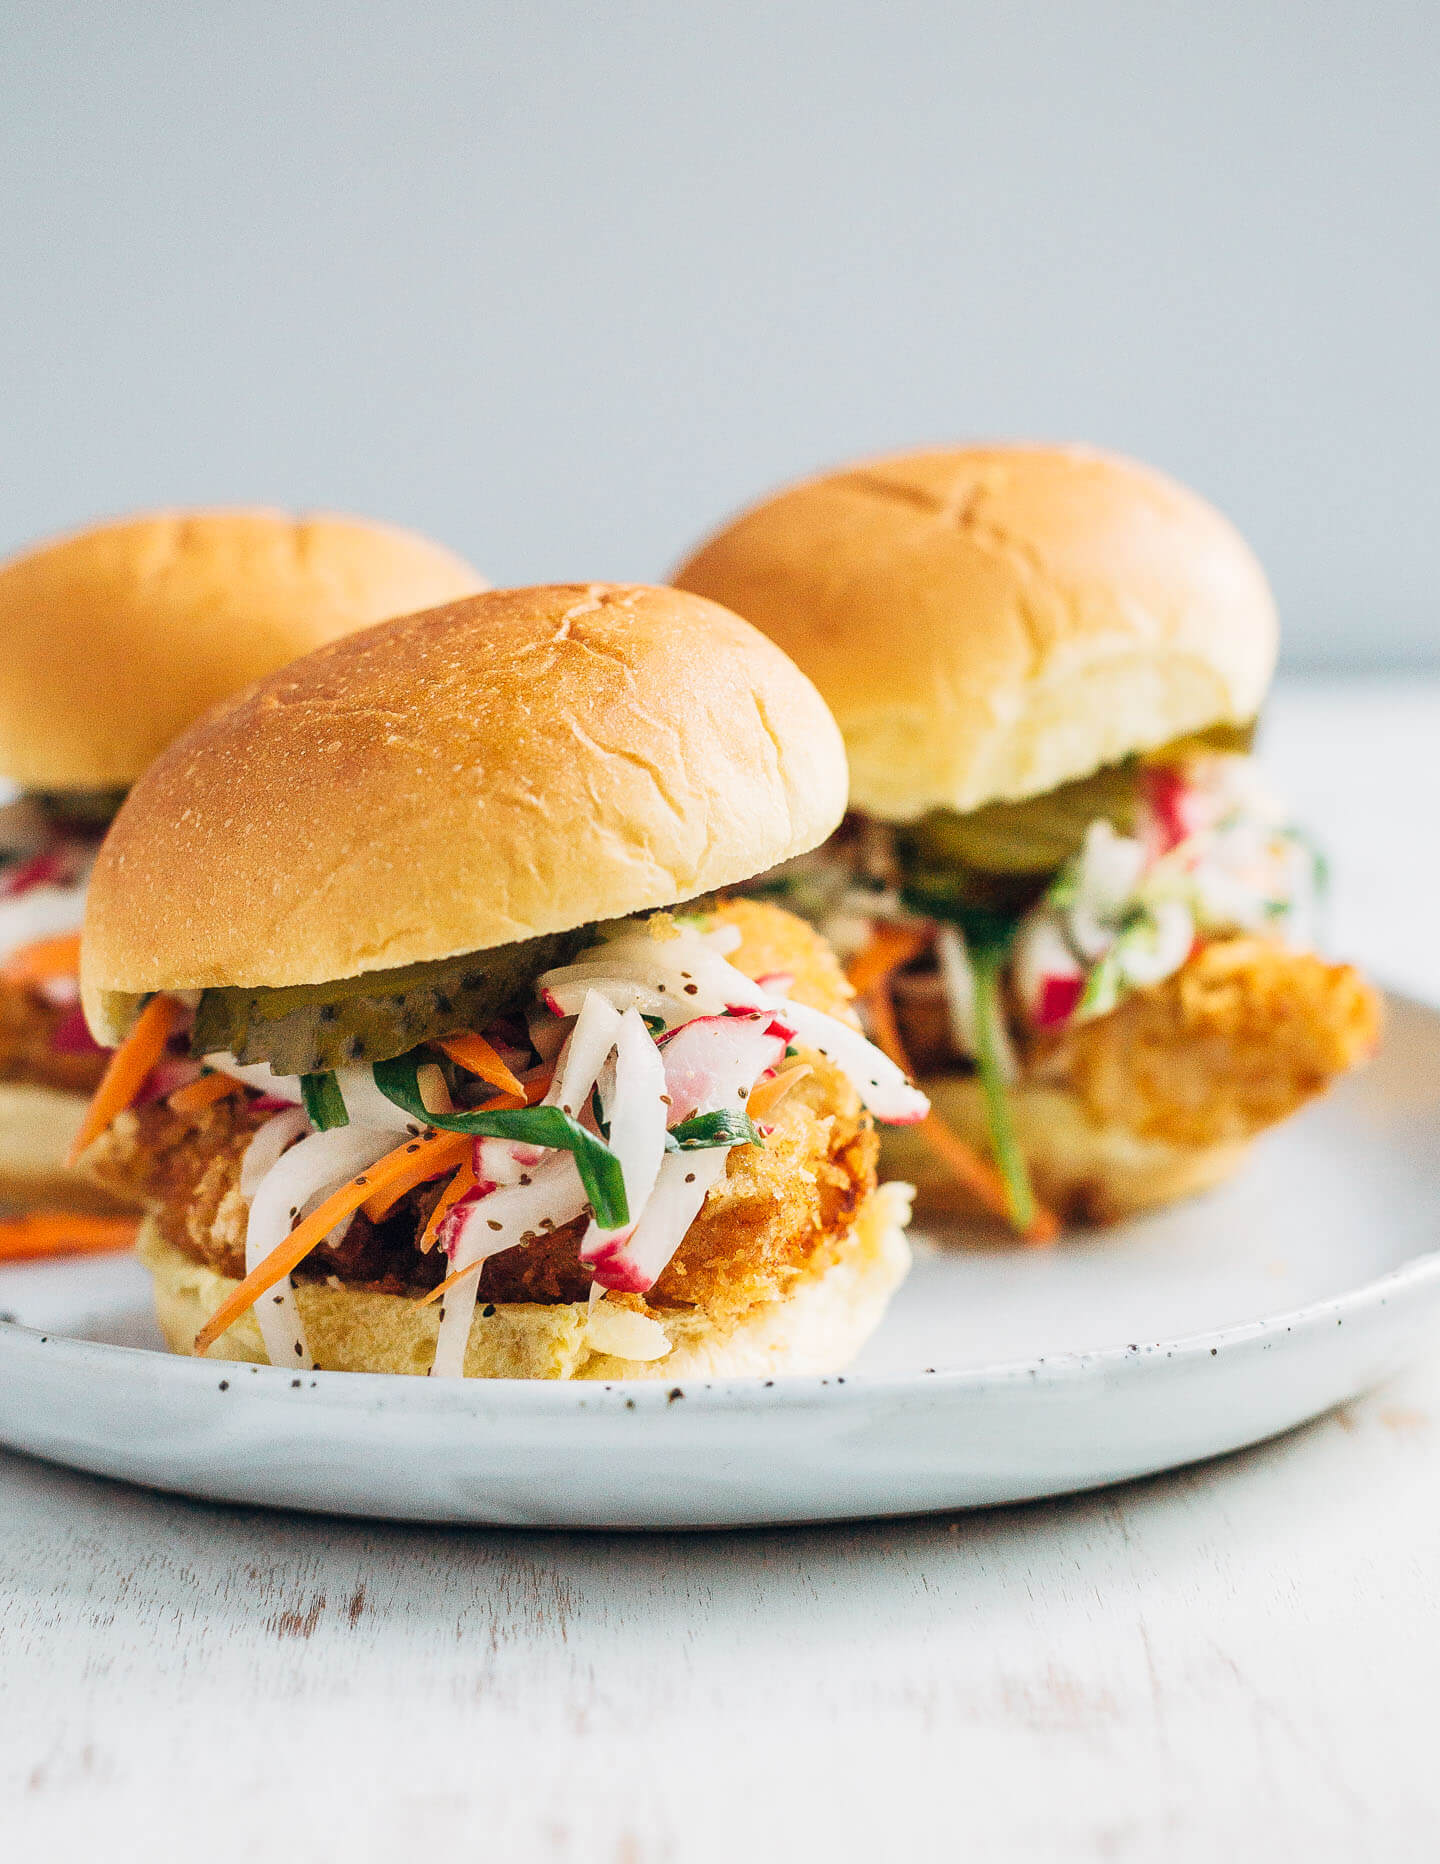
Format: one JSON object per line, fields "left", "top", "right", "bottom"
{"left": 3, "top": 990, "right": 1439, "bottom": 1524}
{"left": 4, "top": 1237, "right": 1440, "bottom": 1417}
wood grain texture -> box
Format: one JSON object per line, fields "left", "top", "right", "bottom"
{"left": 3, "top": 679, "right": 1439, "bottom": 1862}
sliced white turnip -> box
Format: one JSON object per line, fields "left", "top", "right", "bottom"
{"left": 771, "top": 1000, "right": 928, "bottom": 1125}
{"left": 543, "top": 991, "right": 623, "bottom": 1117}
{"left": 430, "top": 1153, "right": 589, "bottom": 1378}
{"left": 244, "top": 1124, "right": 395, "bottom": 1369}
{"left": 935, "top": 923, "right": 981, "bottom": 1056}
{"left": 239, "top": 1106, "right": 312, "bottom": 1200}
{"left": 577, "top": 1009, "right": 669, "bottom": 1265}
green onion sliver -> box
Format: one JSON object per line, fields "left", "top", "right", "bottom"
{"left": 969, "top": 944, "right": 1038, "bottom": 1233}
{"left": 370, "top": 1052, "right": 629, "bottom": 1230}
{"left": 666, "top": 1109, "right": 764, "bottom": 1151}
{"left": 300, "top": 1070, "right": 349, "bottom": 1130}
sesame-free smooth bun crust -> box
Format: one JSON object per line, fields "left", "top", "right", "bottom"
{"left": 0, "top": 510, "right": 484, "bottom": 789}
{"left": 83, "top": 584, "right": 849, "bottom": 998}
{"left": 673, "top": 445, "right": 1279, "bottom": 820}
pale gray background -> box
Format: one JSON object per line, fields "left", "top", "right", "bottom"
{"left": 2, "top": 2, "right": 1435, "bottom": 666}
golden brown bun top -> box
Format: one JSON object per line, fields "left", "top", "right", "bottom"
{"left": 0, "top": 510, "right": 485, "bottom": 788}
{"left": 82, "top": 583, "right": 848, "bottom": 999}
{"left": 673, "top": 445, "right": 1278, "bottom": 819}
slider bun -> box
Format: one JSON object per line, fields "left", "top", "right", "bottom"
{"left": 83, "top": 584, "right": 849, "bottom": 1028}
{"left": 0, "top": 510, "right": 485, "bottom": 790}
{"left": 140, "top": 1186, "right": 912, "bottom": 1380}
{"left": 881, "top": 1074, "right": 1248, "bottom": 1226}
{"left": 673, "top": 445, "right": 1278, "bottom": 821}
{"left": 0, "top": 1081, "right": 138, "bottom": 1214}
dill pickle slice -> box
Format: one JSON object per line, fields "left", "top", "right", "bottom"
{"left": 900, "top": 760, "right": 1143, "bottom": 879}
{"left": 1142, "top": 718, "right": 1256, "bottom": 763}
{"left": 895, "top": 719, "right": 1257, "bottom": 908}
{"left": 190, "top": 928, "right": 586, "bottom": 1075}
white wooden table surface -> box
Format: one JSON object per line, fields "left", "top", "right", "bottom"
{"left": 4, "top": 678, "right": 1439, "bottom": 1864}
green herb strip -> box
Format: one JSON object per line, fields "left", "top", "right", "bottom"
{"left": 889, "top": 896, "right": 1042, "bottom": 1230}
{"left": 666, "top": 1109, "right": 764, "bottom": 1151}
{"left": 300, "top": 1070, "right": 349, "bottom": 1130}
{"left": 969, "top": 941, "right": 1039, "bottom": 1233}
{"left": 371, "top": 1053, "right": 629, "bottom": 1230}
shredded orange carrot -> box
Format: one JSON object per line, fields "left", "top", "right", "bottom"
{"left": 360, "top": 1129, "right": 471, "bottom": 1221}
{"left": 435, "top": 1031, "right": 526, "bottom": 1100}
{"left": 197, "top": 1061, "right": 559, "bottom": 1350}
{"left": 411, "top": 1066, "right": 560, "bottom": 1280}
{"left": 866, "top": 977, "right": 1058, "bottom": 1245}
{"left": 0, "top": 1212, "right": 140, "bottom": 1262}
{"left": 67, "top": 993, "right": 183, "bottom": 1167}
{"left": 166, "top": 1070, "right": 242, "bottom": 1116}
{"left": 194, "top": 1125, "right": 469, "bottom": 1354}
{"left": 417, "top": 1157, "right": 477, "bottom": 1255}
{"left": 418, "top": 1254, "right": 485, "bottom": 1310}
{"left": 845, "top": 922, "right": 931, "bottom": 1002}
{"left": 1, "top": 930, "right": 82, "bottom": 985}
{"left": 360, "top": 1066, "right": 549, "bottom": 1221}
{"left": 919, "top": 1112, "right": 1058, "bottom": 1244}
{"left": 747, "top": 1062, "right": 813, "bottom": 1120}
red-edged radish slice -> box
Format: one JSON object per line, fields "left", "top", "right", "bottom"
{"left": 654, "top": 1014, "right": 790, "bottom": 1125}
{"left": 239, "top": 1106, "right": 311, "bottom": 1200}
{"left": 588, "top": 1148, "right": 730, "bottom": 1293}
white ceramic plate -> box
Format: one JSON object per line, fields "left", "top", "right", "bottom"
{"left": 1, "top": 992, "right": 1437, "bottom": 1529}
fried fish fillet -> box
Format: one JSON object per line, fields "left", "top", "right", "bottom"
{"left": 1034, "top": 935, "right": 1381, "bottom": 1149}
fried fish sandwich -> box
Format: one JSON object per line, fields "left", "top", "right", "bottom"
{"left": 76, "top": 583, "right": 924, "bottom": 1380}
{"left": 675, "top": 446, "right": 1380, "bottom": 1230}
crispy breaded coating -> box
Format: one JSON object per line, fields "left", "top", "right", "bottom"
{"left": 84, "top": 901, "right": 880, "bottom": 1318}
{"left": 85, "top": 1093, "right": 268, "bottom": 1276}
{"left": 1034, "top": 936, "right": 1381, "bottom": 1148}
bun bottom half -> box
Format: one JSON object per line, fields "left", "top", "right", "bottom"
{"left": 881, "top": 1075, "right": 1248, "bottom": 1228}
{"left": 141, "top": 1183, "right": 914, "bottom": 1381}
{"left": 0, "top": 1080, "right": 139, "bottom": 1214}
